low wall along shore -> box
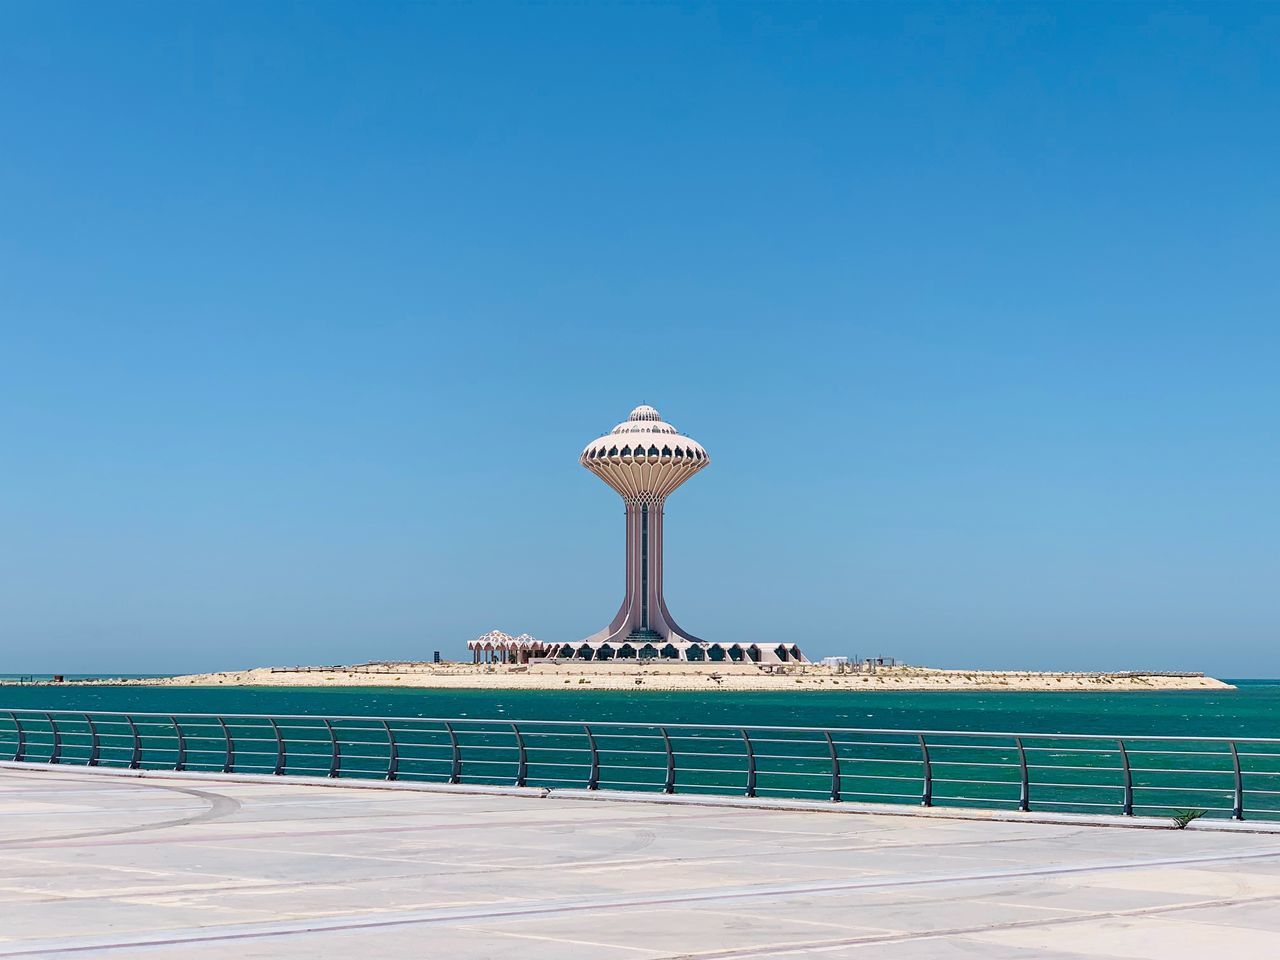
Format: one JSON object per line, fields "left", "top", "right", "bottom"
{"left": 48, "top": 662, "right": 1235, "bottom": 692}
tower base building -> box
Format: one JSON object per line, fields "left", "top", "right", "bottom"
{"left": 545, "top": 639, "right": 805, "bottom": 665}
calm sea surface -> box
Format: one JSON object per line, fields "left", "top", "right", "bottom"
{"left": 1, "top": 679, "right": 1276, "bottom": 738}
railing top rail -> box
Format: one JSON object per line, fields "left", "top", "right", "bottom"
{"left": 1, "top": 707, "right": 1276, "bottom": 745}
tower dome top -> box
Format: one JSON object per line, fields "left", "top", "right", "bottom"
{"left": 580, "top": 403, "right": 709, "bottom": 503}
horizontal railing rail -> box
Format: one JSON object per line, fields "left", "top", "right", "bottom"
{"left": 2, "top": 708, "right": 1277, "bottom": 822}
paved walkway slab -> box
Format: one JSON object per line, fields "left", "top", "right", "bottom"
{"left": 3, "top": 767, "right": 1280, "bottom": 957}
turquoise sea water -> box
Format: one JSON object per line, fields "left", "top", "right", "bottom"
{"left": 1, "top": 679, "right": 1276, "bottom": 738}
{"left": 4, "top": 681, "right": 1277, "bottom": 820}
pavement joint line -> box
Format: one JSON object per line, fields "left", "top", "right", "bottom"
{"left": 461, "top": 926, "right": 666, "bottom": 955}
{"left": 7, "top": 839, "right": 1280, "bottom": 956}
{"left": 660, "top": 890, "right": 1280, "bottom": 959}
{"left": 694, "top": 906, "right": 903, "bottom": 935}
{"left": 0, "top": 852, "right": 738, "bottom": 906}
{"left": 8, "top": 759, "right": 1279, "bottom": 833}
{"left": 0, "top": 774, "right": 734, "bottom": 850}
{"left": 0, "top": 810, "right": 721, "bottom": 850}
{"left": 963, "top": 897, "right": 1090, "bottom": 915}
{"left": 14, "top": 886, "right": 1280, "bottom": 960}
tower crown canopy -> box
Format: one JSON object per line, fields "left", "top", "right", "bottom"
{"left": 580, "top": 404, "right": 709, "bottom": 503}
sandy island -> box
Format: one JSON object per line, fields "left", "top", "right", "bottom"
{"left": 39, "top": 662, "right": 1236, "bottom": 693}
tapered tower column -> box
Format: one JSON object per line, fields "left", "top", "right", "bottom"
{"left": 586, "top": 500, "right": 705, "bottom": 645}
{"left": 580, "top": 405, "right": 708, "bottom": 649}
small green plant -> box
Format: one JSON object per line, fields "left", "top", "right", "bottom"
{"left": 1171, "top": 809, "right": 1207, "bottom": 829}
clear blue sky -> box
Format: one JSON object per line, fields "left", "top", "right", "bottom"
{"left": 2, "top": 3, "right": 1277, "bottom": 676}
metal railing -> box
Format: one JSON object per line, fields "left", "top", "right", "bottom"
{"left": 3, "top": 708, "right": 1278, "bottom": 821}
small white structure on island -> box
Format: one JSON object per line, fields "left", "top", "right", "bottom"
{"left": 467, "top": 630, "right": 553, "bottom": 664}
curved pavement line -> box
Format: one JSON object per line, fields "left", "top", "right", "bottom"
{"left": 0, "top": 769, "right": 241, "bottom": 846}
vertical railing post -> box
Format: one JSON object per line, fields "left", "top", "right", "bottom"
{"left": 741, "top": 729, "right": 757, "bottom": 798}
{"left": 1118, "top": 739, "right": 1134, "bottom": 816}
{"left": 269, "top": 718, "right": 285, "bottom": 776}
{"left": 383, "top": 720, "right": 399, "bottom": 781}
{"left": 1015, "top": 737, "right": 1030, "bottom": 812}
{"left": 660, "top": 727, "right": 676, "bottom": 794}
{"left": 1229, "top": 741, "right": 1244, "bottom": 821}
{"left": 171, "top": 717, "right": 186, "bottom": 772}
{"left": 444, "top": 722, "right": 462, "bottom": 784}
{"left": 512, "top": 723, "right": 528, "bottom": 787}
{"left": 7, "top": 712, "right": 25, "bottom": 762}
{"left": 46, "top": 713, "right": 62, "bottom": 764}
{"left": 126, "top": 715, "right": 142, "bottom": 769}
{"left": 918, "top": 734, "right": 933, "bottom": 807}
{"left": 825, "top": 732, "right": 841, "bottom": 802}
{"left": 219, "top": 717, "right": 235, "bottom": 773}
{"left": 323, "top": 719, "right": 340, "bottom": 778}
{"left": 584, "top": 724, "right": 600, "bottom": 790}
{"left": 85, "top": 714, "right": 100, "bottom": 767}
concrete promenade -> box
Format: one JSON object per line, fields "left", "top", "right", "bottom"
{"left": 4, "top": 768, "right": 1280, "bottom": 958}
